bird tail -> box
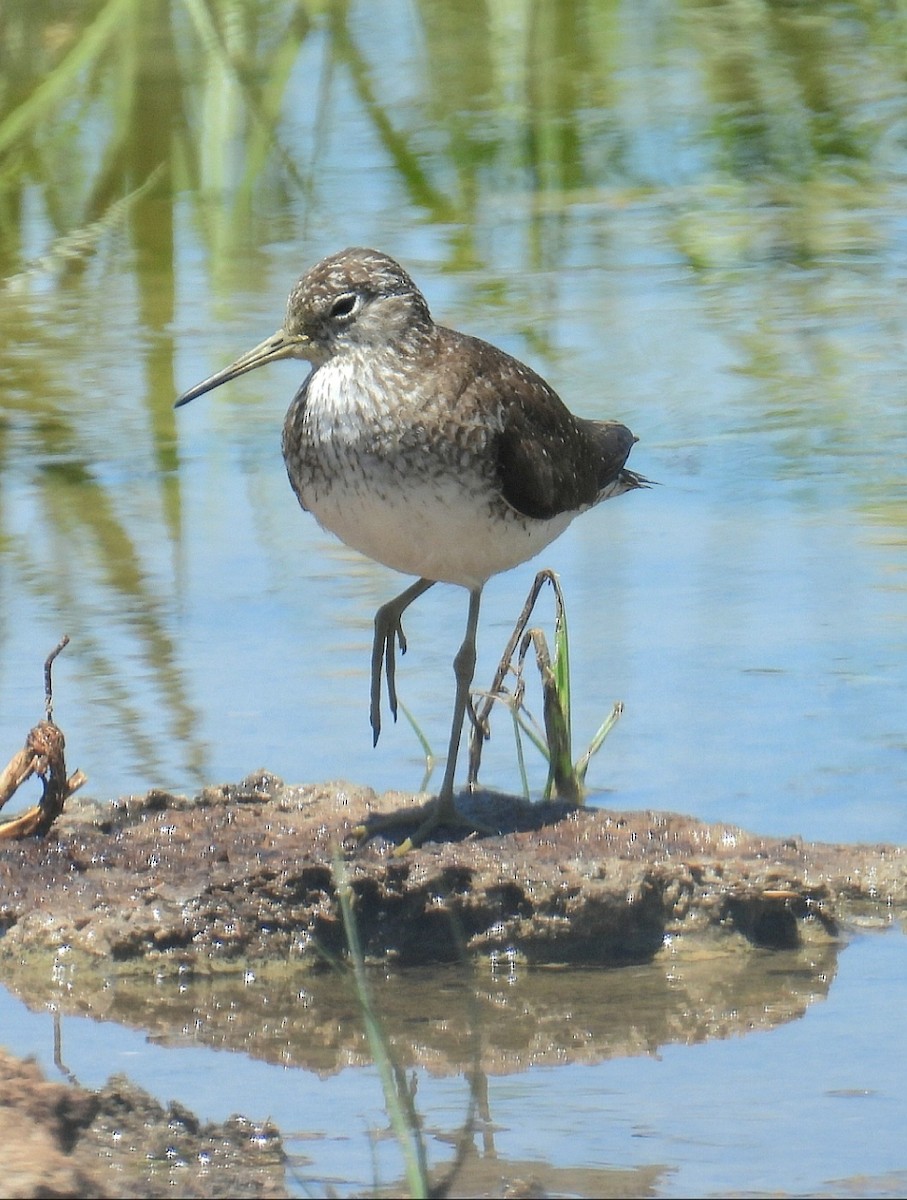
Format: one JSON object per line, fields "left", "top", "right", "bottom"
{"left": 598, "top": 467, "right": 653, "bottom": 500}
{"left": 621, "top": 468, "right": 654, "bottom": 490}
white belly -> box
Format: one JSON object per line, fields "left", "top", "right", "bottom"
{"left": 305, "top": 470, "right": 574, "bottom": 589}
{"left": 283, "top": 358, "right": 579, "bottom": 588}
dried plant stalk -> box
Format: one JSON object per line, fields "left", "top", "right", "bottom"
{"left": 0, "top": 637, "right": 86, "bottom": 840}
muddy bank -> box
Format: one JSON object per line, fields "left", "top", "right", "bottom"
{"left": 0, "top": 1046, "right": 285, "bottom": 1199}
{"left": 0, "top": 771, "right": 903, "bottom": 976}
{"left": 1, "top": 772, "right": 904, "bottom": 1198}
{"left": 0, "top": 1041, "right": 661, "bottom": 1200}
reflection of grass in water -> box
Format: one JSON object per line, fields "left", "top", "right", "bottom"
{"left": 0, "top": 0, "right": 133, "bottom": 159}
{"left": 335, "top": 852, "right": 431, "bottom": 1198}
{"left": 332, "top": 853, "right": 486, "bottom": 1199}
{"left": 2, "top": 166, "right": 165, "bottom": 291}
{"left": 0, "top": 2, "right": 316, "bottom": 791}
{"left": 1, "top": 0, "right": 903, "bottom": 805}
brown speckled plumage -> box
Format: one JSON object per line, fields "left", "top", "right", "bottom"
{"left": 176, "top": 248, "right": 647, "bottom": 847}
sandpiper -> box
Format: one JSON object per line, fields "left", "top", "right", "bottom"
{"left": 176, "top": 247, "right": 646, "bottom": 848}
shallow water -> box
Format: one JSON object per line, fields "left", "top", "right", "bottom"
{"left": 1, "top": 1, "right": 904, "bottom": 846}
{"left": 1, "top": 2, "right": 906, "bottom": 1194}
{"left": 2, "top": 927, "right": 906, "bottom": 1197}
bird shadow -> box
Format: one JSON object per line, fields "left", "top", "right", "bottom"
{"left": 354, "top": 788, "right": 584, "bottom": 850}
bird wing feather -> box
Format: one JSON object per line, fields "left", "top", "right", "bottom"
{"left": 437, "top": 329, "right": 637, "bottom": 521}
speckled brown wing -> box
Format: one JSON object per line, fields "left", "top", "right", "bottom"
{"left": 442, "top": 332, "right": 638, "bottom": 521}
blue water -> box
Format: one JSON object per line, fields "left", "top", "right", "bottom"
{"left": 1, "top": 4, "right": 906, "bottom": 1196}
{"left": 4, "top": 245, "right": 903, "bottom": 844}
{"left": 2, "top": 929, "right": 905, "bottom": 1197}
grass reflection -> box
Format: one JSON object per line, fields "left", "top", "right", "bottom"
{"left": 0, "top": 1, "right": 316, "bottom": 789}
{"left": 0, "top": 0, "right": 905, "bottom": 800}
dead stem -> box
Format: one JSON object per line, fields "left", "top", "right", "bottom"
{"left": 0, "top": 636, "right": 86, "bottom": 840}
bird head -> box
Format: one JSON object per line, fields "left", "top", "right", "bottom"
{"left": 175, "top": 247, "right": 432, "bottom": 408}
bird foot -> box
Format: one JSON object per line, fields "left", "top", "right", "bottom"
{"left": 369, "top": 578, "right": 434, "bottom": 746}
{"left": 369, "top": 608, "right": 405, "bottom": 745}
{"left": 351, "top": 794, "right": 497, "bottom": 855}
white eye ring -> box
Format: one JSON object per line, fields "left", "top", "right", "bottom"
{"left": 329, "top": 293, "right": 359, "bottom": 320}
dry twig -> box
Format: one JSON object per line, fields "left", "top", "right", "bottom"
{"left": 0, "top": 636, "right": 86, "bottom": 839}
{"left": 466, "top": 569, "right": 562, "bottom": 792}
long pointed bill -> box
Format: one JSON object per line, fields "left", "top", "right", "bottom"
{"left": 175, "top": 328, "right": 308, "bottom": 408}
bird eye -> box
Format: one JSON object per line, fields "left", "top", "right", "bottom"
{"left": 329, "top": 293, "right": 358, "bottom": 320}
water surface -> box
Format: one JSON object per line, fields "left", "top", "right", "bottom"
{"left": 2, "top": 929, "right": 905, "bottom": 1197}
{"left": 1, "top": 0, "right": 904, "bottom": 845}
{"left": 1, "top": 2, "right": 905, "bottom": 1195}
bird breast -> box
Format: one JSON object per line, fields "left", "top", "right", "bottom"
{"left": 280, "top": 354, "right": 575, "bottom": 588}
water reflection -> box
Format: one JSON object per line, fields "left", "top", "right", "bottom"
{"left": 3, "top": 943, "right": 842, "bottom": 1075}
{"left": 3, "top": 930, "right": 906, "bottom": 1198}
{"left": 0, "top": 0, "right": 905, "bottom": 842}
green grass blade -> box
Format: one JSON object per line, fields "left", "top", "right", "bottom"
{"left": 334, "top": 855, "right": 430, "bottom": 1198}
{"left": 552, "top": 576, "right": 572, "bottom": 741}
{"left": 575, "top": 701, "right": 624, "bottom": 787}
{"left": 397, "top": 700, "right": 437, "bottom": 790}
{"left": 0, "top": 0, "right": 135, "bottom": 156}
{"left": 510, "top": 706, "right": 532, "bottom": 800}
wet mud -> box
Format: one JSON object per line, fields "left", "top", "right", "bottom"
{"left": 1, "top": 772, "right": 904, "bottom": 1196}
